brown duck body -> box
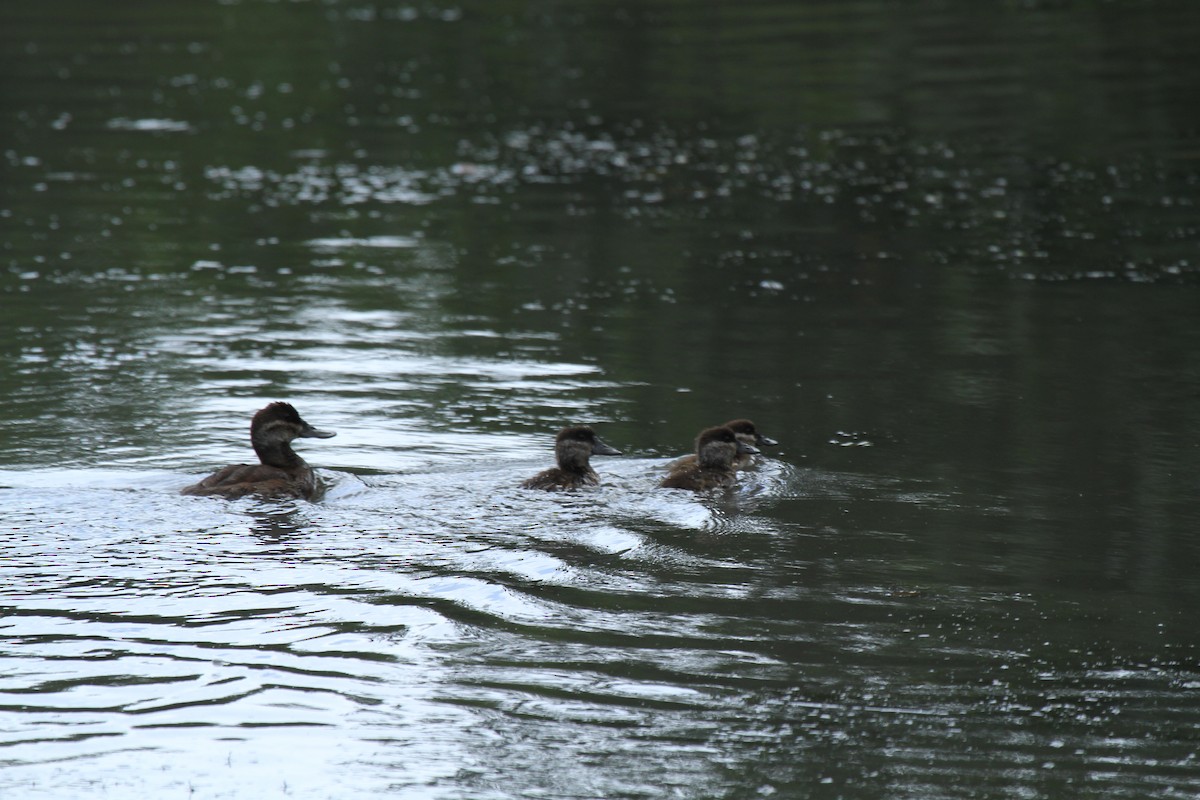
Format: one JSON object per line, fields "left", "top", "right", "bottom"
{"left": 181, "top": 402, "right": 336, "bottom": 501}
{"left": 666, "top": 419, "right": 777, "bottom": 472}
{"left": 521, "top": 426, "right": 622, "bottom": 491}
{"left": 182, "top": 462, "right": 322, "bottom": 500}
{"left": 661, "top": 425, "right": 761, "bottom": 492}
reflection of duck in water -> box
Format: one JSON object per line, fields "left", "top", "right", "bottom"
{"left": 661, "top": 425, "right": 760, "bottom": 492}
{"left": 181, "top": 402, "right": 336, "bottom": 500}
{"left": 520, "top": 426, "right": 622, "bottom": 491}
{"left": 666, "top": 418, "right": 776, "bottom": 472}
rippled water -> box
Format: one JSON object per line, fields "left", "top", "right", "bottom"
{"left": 4, "top": 1, "right": 1200, "bottom": 798}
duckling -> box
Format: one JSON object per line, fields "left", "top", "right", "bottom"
{"left": 521, "top": 426, "right": 622, "bottom": 490}
{"left": 661, "top": 425, "right": 760, "bottom": 491}
{"left": 181, "top": 402, "right": 336, "bottom": 500}
{"left": 666, "top": 418, "right": 777, "bottom": 472}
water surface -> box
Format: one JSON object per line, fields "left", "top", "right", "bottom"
{"left": 3, "top": 1, "right": 1200, "bottom": 798}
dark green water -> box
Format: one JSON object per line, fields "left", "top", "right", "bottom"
{"left": 3, "top": 1, "right": 1200, "bottom": 798}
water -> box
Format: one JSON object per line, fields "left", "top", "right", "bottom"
{"left": 4, "top": 1, "right": 1200, "bottom": 798}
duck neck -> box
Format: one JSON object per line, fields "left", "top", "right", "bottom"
{"left": 253, "top": 435, "right": 306, "bottom": 470}
{"left": 557, "top": 442, "right": 593, "bottom": 475}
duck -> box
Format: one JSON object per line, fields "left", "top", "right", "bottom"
{"left": 520, "top": 426, "right": 622, "bottom": 490}
{"left": 181, "top": 402, "right": 336, "bottom": 500}
{"left": 660, "top": 425, "right": 760, "bottom": 491}
{"left": 665, "top": 418, "right": 777, "bottom": 472}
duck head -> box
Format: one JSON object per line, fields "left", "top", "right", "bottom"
{"left": 696, "top": 425, "right": 759, "bottom": 470}
{"left": 250, "top": 402, "right": 336, "bottom": 465}
{"left": 556, "top": 425, "right": 622, "bottom": 470}
{"left": 723, "top": 418, "right": 778, "bottom": 448}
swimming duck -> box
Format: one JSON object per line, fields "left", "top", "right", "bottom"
{"left": 666, "top": 418, "right": 777, "bottom": 472}
{"left": 181, "top": 402, "right": 336, "bottom": 500}
{"left": 521, "top": 426, "right": 622, "bottom": 491}
{"left": 661, "top": 425, "right": 760, "bottom": 491}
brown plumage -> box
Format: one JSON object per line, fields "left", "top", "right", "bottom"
{"left": 661, "top": 425, "right": 761, "bottom": 492}
{"left": 521, "top": 426, "right": 622, "bottom": 491}
{"left": 665, "top": 418, "right": 777, "bottom": 473}
{"left": 181, "top": 402, "right": 336, "bottom": 500}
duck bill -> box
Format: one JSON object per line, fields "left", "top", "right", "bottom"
{"left": 301, "top": 425, "right": 337, "bottom": 439}
{"left": 736, "top": 441, "right": 760, "bottom": 455}
{"left": 592, "top": 438, "right": 622, "bottom": 456}
{"left": 756, "top": 434, "right": 778, "bottom": 446}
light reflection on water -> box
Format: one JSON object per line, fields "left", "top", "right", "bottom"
{"left": 3, "top": 462, "right": 818, "bottom": 797}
